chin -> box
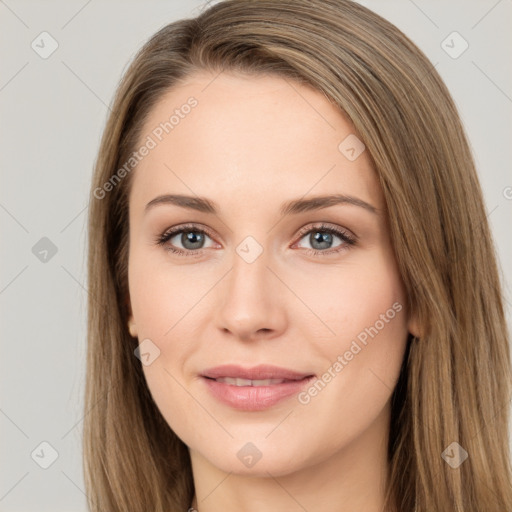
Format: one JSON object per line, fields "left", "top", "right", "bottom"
{"left": 194, "top": 438, "right": 313, "bottom": 478}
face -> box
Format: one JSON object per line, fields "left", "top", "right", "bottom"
{"left": 126, "top": 71, "right": 418, "bottom": 477}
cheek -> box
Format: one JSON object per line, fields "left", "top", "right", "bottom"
{"left": 296, "top": 259, "right": 408, "bottom": 429}
{"left": 291, "top": 249, "right": 408, "bottom": 348}
{"left": 127, "top": 248, "right": 209, "bottom": 341}
{"left": 293, "top": 251, "right": 409, "bottom": 411}
{"left": 128, "top": 254, "right": 199, "bottom": 435}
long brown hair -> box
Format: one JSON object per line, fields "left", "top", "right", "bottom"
{"left": 84, "top": 1, "right": 512, "bottom": 510}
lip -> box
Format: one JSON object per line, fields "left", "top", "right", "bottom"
{"left": 202, "top": 364, "right": 312, "bottom": 381}
{"left": 201, "top": 364, "right": 315, "bottom": 411}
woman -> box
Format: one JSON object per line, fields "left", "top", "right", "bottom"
{"left": 84, "top": 1, "right": 512, "bottom": 510}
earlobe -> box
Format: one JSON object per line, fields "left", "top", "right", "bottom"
{"left": 125, "top": 293, "right": 138, "bottom": 338}
{"left": 407, "top": 314, "right": 422, "bottom": 339}
{"left": 127, "top": 315, "right": 138, "bottom": 338}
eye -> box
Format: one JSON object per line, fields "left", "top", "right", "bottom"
{"left": 155, "top": 222, "right": 356, "bottom": 257}
{"left": 155, "top": 224, "right": 216, "bottom": 255}
{"left": 293, "top": 223, "right": 356, "bottom": 255}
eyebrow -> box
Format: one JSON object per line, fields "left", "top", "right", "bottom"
{"left": 144, "top": 193, "right": 378, "bottom": 216}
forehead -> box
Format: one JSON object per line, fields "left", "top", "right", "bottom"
{"left": 130, "top": 71, "right": 382, "bottom": 214}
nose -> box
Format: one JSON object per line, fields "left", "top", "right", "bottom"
{"left": 214, "top": 248, "right": 288, "bottom": 342}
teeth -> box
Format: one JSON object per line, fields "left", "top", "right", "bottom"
{"left": 215, "top": 377, "right": 287, "bottom": 386}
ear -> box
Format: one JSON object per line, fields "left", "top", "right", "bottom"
{"left": 127, "top": 315, "right": 138, "bottom": 338}
{"left": 125, "top": 292, "right": 138, "bottom": 338}
{"left": 407, "top": 311, "right": 422, "bottom": 339}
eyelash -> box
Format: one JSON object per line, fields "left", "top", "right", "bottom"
{"left": 154, "top": 223, "right": 357, "bottom": 257}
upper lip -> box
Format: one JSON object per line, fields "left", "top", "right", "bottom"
{"left": 201, "top": 364, "right": 314, "bottom": 381}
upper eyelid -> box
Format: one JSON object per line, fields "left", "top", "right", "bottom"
{"left": 295, "top": 222, "right": 353, "bottom": 237}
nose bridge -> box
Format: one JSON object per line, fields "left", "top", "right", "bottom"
{"left": 228, "top": 239, "right": 272, "bottom": 306}
{"left": 215, "top": 238, "right": 285, "bottom": 339}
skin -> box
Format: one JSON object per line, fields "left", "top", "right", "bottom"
{"left": 126, "top": 71, "right": 419, "bottom": 512}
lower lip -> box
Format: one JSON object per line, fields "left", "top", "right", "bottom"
{"left": 202, "top": 376, "right": 314, "bottom": 411}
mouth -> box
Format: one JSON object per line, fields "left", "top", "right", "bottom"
{"left": 208, "top": 377, "right": 300, "bottom": 386}
{"left": 201, "top": 364, "right": 314, "bottom": 381}
{"left": 201, "top": 364, "right": 315, "bottom": 411}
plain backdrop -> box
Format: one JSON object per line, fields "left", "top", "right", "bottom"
{"left": 1, "top": 0, "right": 511, "bottom": 510}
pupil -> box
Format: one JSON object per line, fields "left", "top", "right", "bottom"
{"left": 312, "top": 231, "right": 332, "bottom": 250}
{"left": 183, "top": 231, "right": 204, "bottom": 249}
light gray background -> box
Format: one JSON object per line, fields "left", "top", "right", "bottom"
{"left": 1, "top": 1, "right": 511, "bottom": 510}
